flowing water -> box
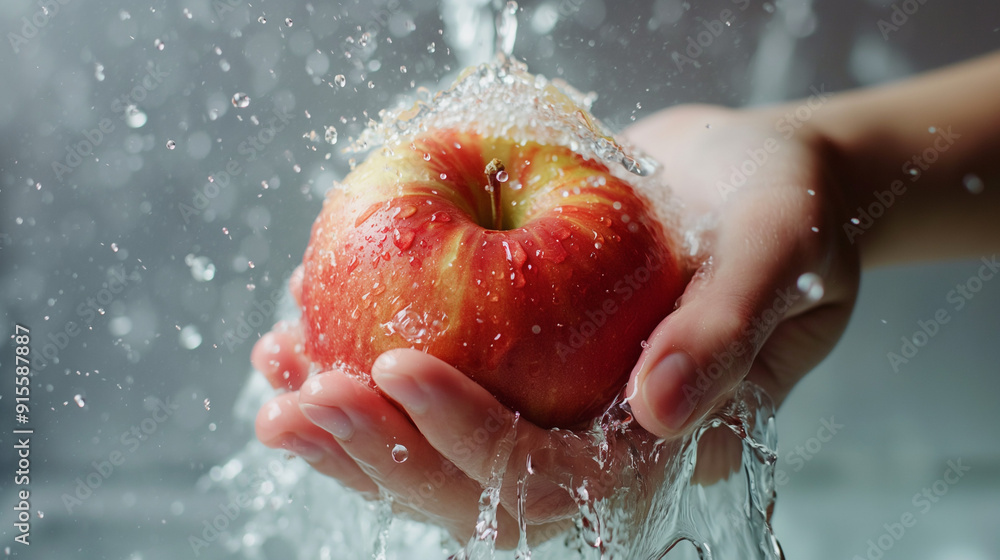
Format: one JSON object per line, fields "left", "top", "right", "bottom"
{"left": 211, "top": 3, "right": 784, "bottom": 559}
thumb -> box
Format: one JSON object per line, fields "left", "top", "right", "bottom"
{"left": 626, "top": 206, "right": 807, "bottom": 438}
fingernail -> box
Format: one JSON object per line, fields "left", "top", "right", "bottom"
{"left": 280, "top": 435, "right": 325, "bottom": 462}
{"left": 373, "top": 351, "right": 397, "bottom": 370}
{"left": 300, "top": 403, "right": 355, "bottom": 440}
{"left": 642, "top": 352, "right": 699, "bottom": 433}
{"left": 372, "top": 371, "right": 429, "bottom": 414}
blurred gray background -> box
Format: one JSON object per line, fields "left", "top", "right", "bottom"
{"left": 0, "top": 0, "right": 997, "bottom": 558}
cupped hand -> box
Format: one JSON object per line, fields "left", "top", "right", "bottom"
{"left": 623, "top": 104, "right": 860, "bottom": 440}
{"left": 253, "top": 268, "right": 628, "bottom": 548}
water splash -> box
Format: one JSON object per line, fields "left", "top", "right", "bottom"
{"left": 215, "top": 376, "right": 781, "bottom": 559}
{"left": 496, "top": 1, "right": 519, "bottom": 59}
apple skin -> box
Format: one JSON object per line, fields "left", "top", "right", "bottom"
{"left": 300, "top": 130, "right": 687, "bottom": 428}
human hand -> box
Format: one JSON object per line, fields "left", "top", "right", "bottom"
{"left": 253, "top": 268, "right": 630, "bottom": 548}
{"left": 622, "top": 104, "right": 860, "bottom": 444}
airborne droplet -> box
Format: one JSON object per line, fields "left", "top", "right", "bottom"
{"left": 391, "top": 444, "right": 409, "bottom": 463}
{"left": 231, "top": 92, "right": 250, "bottom": 108}
{"left": 963, "top": 173, "right": 984, "bottom": 194}
{"left": 324, "top": 126, "right": 338, "bottom": 145}
{"left": 797, "top": 272, "right": 825, "bottom": 302}
{"left": 334, "top": 74, "right": 346, "bottom": 87}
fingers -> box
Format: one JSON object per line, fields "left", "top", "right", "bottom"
{"left": 251, "top": 266, "right": 310, "bottom": 391}
{"left": 627, "top": 191, "right": 816, "bottom": 439}
{"left": 370, "top": 350, "right": 520, "bottom": 482}
{"left": 255, "top": 392, "right": 378, "bottom": 496}
{"left": 251, "top": 321, "right": 311, "bottom": 391}
{"left": 371, "top": 349, "right": 582, "bottom": 523}
{"left": 296, "top": 370, "right": 524, "bottom": 545}
{"left": 289, "top": 265, "right": 304, "bottom": 307}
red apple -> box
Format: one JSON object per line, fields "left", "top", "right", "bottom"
{"left": 300, "top": 129, "right": 687, "bottom": 428}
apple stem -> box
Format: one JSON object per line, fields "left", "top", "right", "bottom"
{"left": 485, "top": 158, "right": 505, "bottom": 231}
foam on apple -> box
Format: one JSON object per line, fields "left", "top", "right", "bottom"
{"left": 300, "top": 59, "right": 691, "bottom": 428}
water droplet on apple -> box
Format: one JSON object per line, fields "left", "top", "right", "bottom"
{"left": 391, "top": 444, "right": 409, "bottom": 463}
{"left": 797, "top": 272, "right": 825, "bottom": 301}
{"left": 397, "top": 205, "right": 417, "bottom": 219}
{"left": 430, "top": 211, "right": 451, "bottom": 223}
{"left": 439, "top": 173, "right": 448, "bottom": 180}
{"left": 393, "top": 228, "right": 416, "bottom": 251}
{"left": 423, "top": 152, "right": 431, "bottom": 161}
{"left": 621, "top": 155, "right": 642, "bottom": 175}
{"left": 496, "top": 170, "right": 509, "bottom": 183}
